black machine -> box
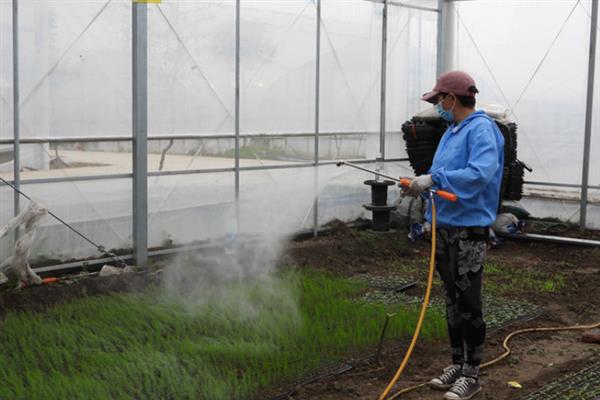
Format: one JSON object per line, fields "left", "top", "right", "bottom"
{"left": 401, "top": 113, "right": 531, "bottom": 201}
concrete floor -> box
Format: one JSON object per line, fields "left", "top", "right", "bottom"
{"left": 0, "top": 150, "right": 298, "bottom": 181}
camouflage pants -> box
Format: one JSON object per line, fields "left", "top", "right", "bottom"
{"left": 435, "top": 227, "right": 488, "bottom": 367}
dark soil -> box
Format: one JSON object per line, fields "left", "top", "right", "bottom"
{"left": 0, "top": 272, "right": 159, "bottom": 319}
{"left": 526, "top": 219, "right": 600, "bottom": 241}
{"left": 285, "top": 225, "right": 600, "bottom": 400}
{"left": 1, "top": 222, "right": 599, "bottom": 400}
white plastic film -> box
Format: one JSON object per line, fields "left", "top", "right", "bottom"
{"left": 319, "top": 0, "right": 383, "bottom": 160}
{"left": 18, "top": 0, "right": 131, "bottom": 140}
{"left": 148, "top": 172, "right": 235, "bottom": 248}
{"left": 0, "top": 0, "right": 13, "bottom": 142}
{"left": 148, "top": 1, "right": 235, "bottom": 137}
{"left": 386, "top": 7, "right": 437, "bottom": 159}
{"left": 13, "top": 179, "right": 132, "bottom": 262}
{"left": 240, "top": 1, "right": 316, "bottom": 136}
{"left": 0, "top": 187, "right": 12, "bottom": 261}
{"left": 455, "top": 0, "right": 591, "bottom": 185}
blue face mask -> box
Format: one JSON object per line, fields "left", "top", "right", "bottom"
{"left": 435, "top": 98, "right": 455, "bottom": 122}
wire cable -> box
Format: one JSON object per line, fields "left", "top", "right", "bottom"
{"left": 454, "top": 1, "right": 580, "bottom": 232}
{"left": 0, "top": 176, "right": 128, "bottom": 268}
{"left": 7, "top": 116, "right": 130, "bottom": 246}
{"left": 511, "top": 0, "right": 581, "bottom": 112}
{"left": 319, "top": 13, "right": 370, "bottom": 130}
{"left": 455, "top": 6, "right": 568, "bottom": 183}
{"left": 155, "top": 4, "right": 234, "bottom": 122}
{"left": 18, "top": 0, "right": 113, "bottom": 110}
{"left": 349, "top": 9, "right": 414, "bottom": 129}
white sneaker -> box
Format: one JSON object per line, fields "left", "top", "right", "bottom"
{"left": 443, "top": 376, "right": 482, "bottom": 400}
{"left": 430, "top": 364, "right": 462, "bottom": 390}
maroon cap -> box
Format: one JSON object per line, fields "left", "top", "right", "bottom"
{"left": 421, "top": 71, "right": 478, "bottom": 104}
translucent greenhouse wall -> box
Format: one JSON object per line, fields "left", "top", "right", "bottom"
{"left": 453, "top": 0, "right": 600, "bottom": 228}
{"left": 590, "top": 13, "right": 600, "bottom": 230}
{"left": 0, "top": 0, "right": 12, "bottom": 260}
{"left": 0, "top": 0, "right": 598, "bottom": 266}
{"left": 1, "top": 0, "right": 133, "bottom": 262}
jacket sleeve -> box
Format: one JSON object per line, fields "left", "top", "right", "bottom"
{"left": 430, "top": 121, "right": 501, "bottom": 200}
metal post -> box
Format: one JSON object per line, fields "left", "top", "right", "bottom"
{"left": 132, "top": 0, "right": 148, "bottom": 267}
{"left": 379, "top": 0, "right": 388, "bottom": 160}
{"left": 235, "top": 0, "right": 241, "bottom": 233}
{"left": 313, "top": 0, "right": 321, "bottom": 237}
{"left": 580, "top": 0, "right": 598, "bottom": 230}
{"left": 436, "top": 0, "right": 455, "bottom": 75}
{"left": 436, "top": 0, "right": 443, "bottom": 75}
{"left": 12, "top": 0, "right": 21, "bottom": 241}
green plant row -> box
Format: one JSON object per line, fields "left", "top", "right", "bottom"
{"left": 0, "top": 270, "right": 446, "bottom": 400}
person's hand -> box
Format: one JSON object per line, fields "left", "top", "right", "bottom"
{"left": 402, "top": 174, "right": 433, "bottom": 198}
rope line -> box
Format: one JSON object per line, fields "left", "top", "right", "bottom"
{"left": 0, "top": 176, "right": 128, "bottom": 268}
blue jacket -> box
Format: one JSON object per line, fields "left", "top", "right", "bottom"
{"left": 425, "top": 110, "right": 505, "bottom": 228}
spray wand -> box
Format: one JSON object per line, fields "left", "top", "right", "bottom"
{"left": 335, "top": 160, "right": 457, "bottom": 202}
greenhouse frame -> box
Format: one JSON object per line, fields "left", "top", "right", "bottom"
{"left": 0, "top": 0, "right": 598, "bottom": 271}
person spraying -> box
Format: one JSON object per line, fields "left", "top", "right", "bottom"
{"left": 402, "top": 71, "right": 504, "bottom": 400}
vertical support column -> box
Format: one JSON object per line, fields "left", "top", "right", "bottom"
{"left": 580, "top": 0, "right": 598, "bottom": 230}
{"left": 313, "top": 0, "right": 321, "bottom": 237}
{"left": 132, "top": 0, "right": 148, "bottom": 267}
{"left": 436, "top": 0, "right": 455, "bottom": 76}
{"left": 235, "top": 0, "right": 241, "bottom": 233}
{"left": 12, "top": 0, "right": 21, "bottom": 240}
{"left": 379, "top": 0, "right": 388, "bottom": 160}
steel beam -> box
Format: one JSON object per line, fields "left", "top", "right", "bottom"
{"left": 525, "top": 181, "right": 600, "bottom": 191}
{"left": 235, "top": 0, "right": 241, "bottom": 233}
{"left": 313, "top": 0, "right": 322, "bottom": 237}
{"left": 365, "top": 0, "right": 439, "bottom": 13}
{"left": 379, "top": 0, "right": 388, "bottom": 160}
{"left": 31, "top": 221, "right": 375, "bottom": 275}
{"left": 388, "top": 1, "right": 438, "bottom": 13}
{"left": 8, "top": 170, "right": 599, "bottom": 189}
{"left": 499, "top": 232, "right": 600, "bottom": 248}
{"left": 0, "top": 130, "right": 395, "bottom": 145}
{"left": 132, "top": 1, "right": 148, "bottom": 267}
{"left": 15, "top": 173, "right": 134, "bottom": 186}
{"left": 436, "top": 0, "right": 455, "bottom": 75}
{"left": 12, "top": 0, "right": 21, "bottom": 241}
{"left": 8, "top": 158, "right": 412, "bottom": 187}
{"left": 580, "top": 0, "right": 598, "bottom": 229}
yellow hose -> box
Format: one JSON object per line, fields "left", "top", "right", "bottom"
{"left": 378, "top": 195, "right": 437, "bottom": 400}
{"left": 480, "top": 321, "right": 600, "bottom": 368}
{"left": 386, "top": 321, "right": 600, "bottom": 400}
{"left": 377, "top": 191, "right": 600, "bottom": 399}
